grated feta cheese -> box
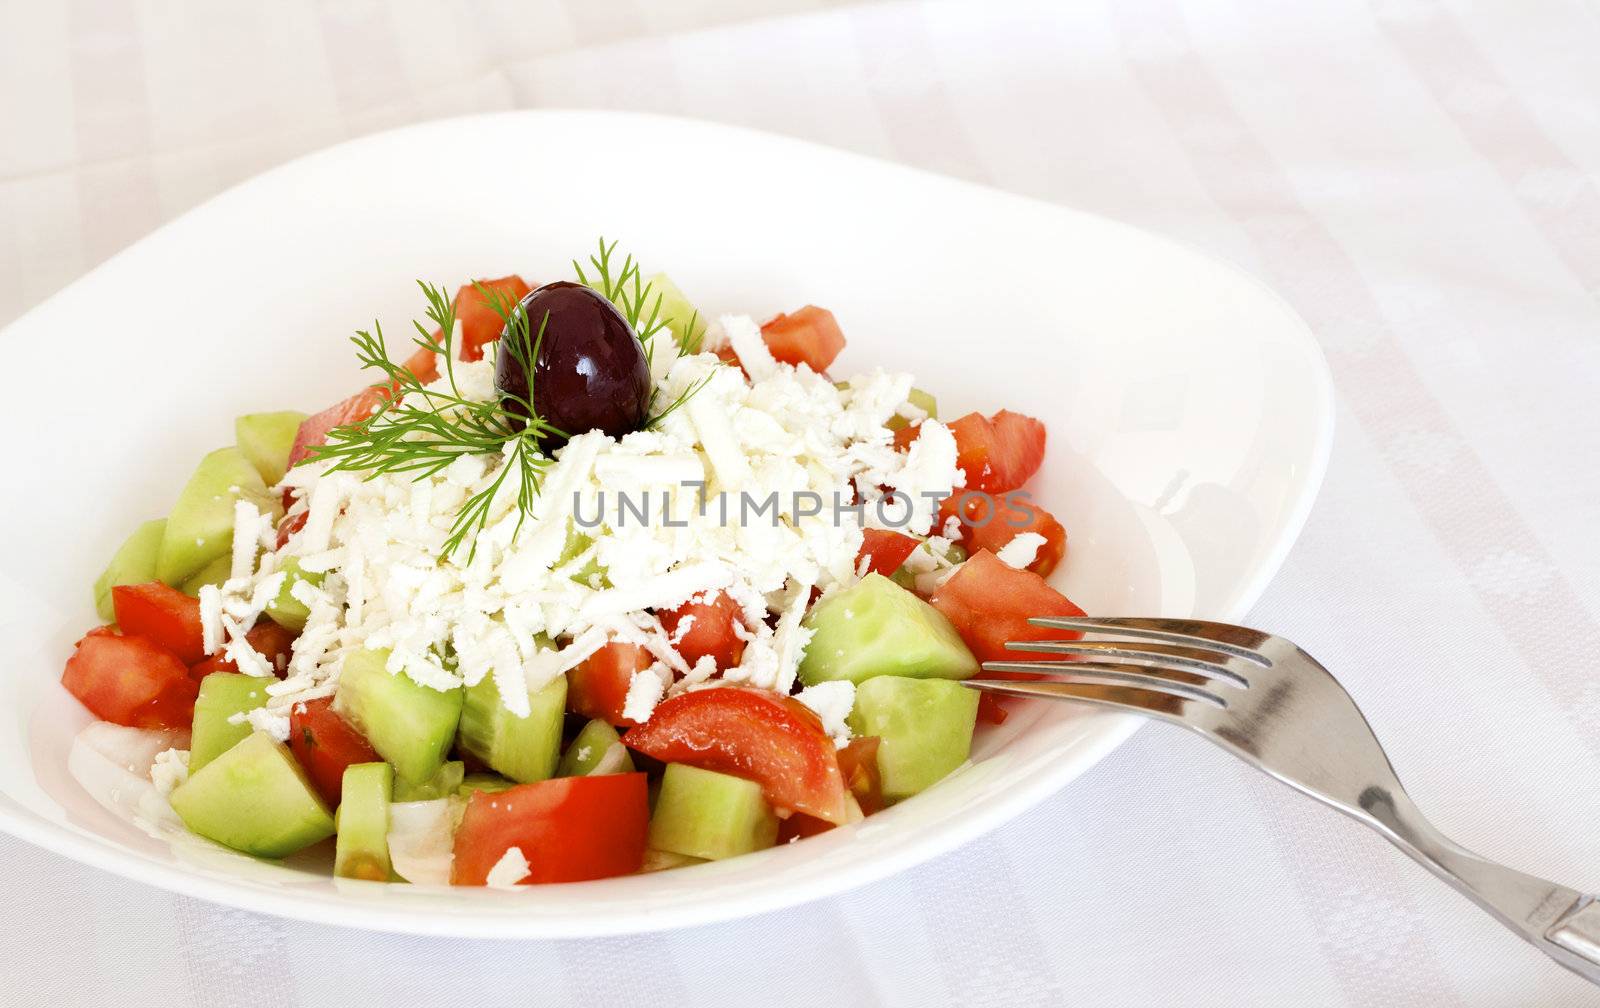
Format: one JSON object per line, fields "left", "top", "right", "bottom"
{"left": 214, "top": 318, "right": 965, "bottom": 728}
{"left": 622, "top": 663, "right": 671, "bottom": 724}
{"left": 230, "top": 499, "right": 266, "bottom": 582}
{"left": 795, "top": 681, "right": 855, "bottom": 746}
{"left": 198, "top": 584, "right": 224, "bottom": 656}
{"left": 994, "top": 532, "right": 1047, "bottom": 570}
{"left": 485, "top": 846, "right": 530, "bottom": 889}
{"left": 150, "top": 747, "right": 190, "bottom": 797}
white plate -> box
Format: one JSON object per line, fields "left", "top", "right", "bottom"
{"left": 0, "top": 110, "right": 1332, "bottom": 937}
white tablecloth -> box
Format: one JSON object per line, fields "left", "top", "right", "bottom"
{"left": 5, "top": 1, "right": 1600, "bottom": 1004}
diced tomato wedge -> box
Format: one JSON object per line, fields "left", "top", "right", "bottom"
{"left": 275, "top": 511, "right": 308, "bottom": 549}
{"left": 658, "top": 591, "right": 746, "bottom": 671}
{"left": 778, "top": 737, "right": 882, "bottom": 842}
{"left": 283, "top": 313, "right": 467, "bottom": 475}
{"left": 61, "top": 632, "right": 197, "bottom": 730}
{"left": 929, "top": 549, "right": 1085, "bottom": 664}
{"left": 187, "top": 619, "right": 297, "bottom": 680}
{"left": 855, "top": 529, "right": 921, "bottom": 578}
{"left": 838, "top": 735, "right": 885, "bottom": 815}
{"left": 776, "top": 810, "right": 838, "bottom": 844}
{"left": 285, "top": 386, "right": 387, "bottom": 471}
{"left": 977, "top": 693, "right": 1011, "bottom": 725}
{"left": 624, "top": 687, "right": 851, "bottom": 824}
{"left": 287, "top": 697, "right": 380, "bottom": 806}
{"left": 111, "top": 582, "right": 205, "bottom": 664}
{"left": 760, "top": 306, "right": 846, "bottom": 373}
{"left": 403, "top": 344, "right": 440, "bottom": 385}
{"left": 773, "top": 734, "right": 884, "bottom": 842}
{"left": 892, "top": 424, "right": 921, "bottom": 452}
{"left": 451, "top": 773, "right": 649, "bottom": 885}
{"left": 948, "top": 410, "right": 1047, "bottom": 494}
{"left": 949, "top": 495, "right": 1066, "bottom": 577}
{"left": 453, "top": 275, "right": 532, "bottom": 363}
{"left": 568, "top": 641, "right": 653, "bottom": 726}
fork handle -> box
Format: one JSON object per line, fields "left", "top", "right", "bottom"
{"left": 1359, "top": 785, "right": 1600, "bottom": 984}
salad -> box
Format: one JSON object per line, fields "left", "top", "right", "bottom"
{"left": 63, "top": 241, "right": 1085, "bottom": 886}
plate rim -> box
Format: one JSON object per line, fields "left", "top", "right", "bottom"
{"left": 0, "top": 108, "right": 1335, "bottom": 937}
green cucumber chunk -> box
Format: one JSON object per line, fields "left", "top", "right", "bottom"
{"left": 392, "top": 760, "right": 464, "bottom": 802}
{"left": 168, "top": 731, "right": 335, "bottom": 858}
{"left": 457, "top": 773, "right": 517, "bottom": 798}
{"left": 886, "top": 388, "right": 938, "bottom": 431}
{"left": 157, "top": 446, "right": 282, "bottom": 587}
{"left": 332, "top": 648, "right": 463, "bottom": 786}
{"left": 847, "top": 676, "right": 978, "bottom": 803}
{"left": 557, "top": 719, "right": 634, "bottom": 777}
{"left": 335, "top": 762, "right": 393, "bottom": 881}
{"left": 179, "top": 553, "right": 234, "bottom": 597}
{"left": 456, "top": 673, "right": 566, "bottom": 784}
{"left": 263, "top": 556, "right": 323, "bottom": 632}
{"left": 93, "top": 518, "right": 166, "bottom": 623}
{"left": 639, "top": 272, "right": 708, "bottom": 353}
{"left": 798, "top": 573, "right": 978, "bottom": 685}
{"left": 555, "top": 521, "right": 607, "bottom": 587}
{"left": 235, "top": 411, "right": 309, "bottom": 487}
{"left": 647, "top": 763, "right": 778, "bottom": 861}
{"left": 190, "top": 673, "right": 270, "bottom": 771}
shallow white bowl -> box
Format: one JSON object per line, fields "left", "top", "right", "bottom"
{"left": 0, "top": 110, "right": 1332, "bottom": 937}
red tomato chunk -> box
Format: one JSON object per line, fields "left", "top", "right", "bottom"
{"left": 625, "top": 687, "right": 851, "bottom": 824}
{"left": 949, "top": 495, "right": 1066, "bottom": 578}
{"left": 451, "top": 774, "right": 649, "bottom": 885}
{"left": 855, "top": 529, "right": 920, "bottom": 578}
{"left": 111, "top": 582, "right": 205, "bottom": 665}
{"left": 454, "top": 275, "right": 533, "bottom": 362}
{"left": 288, "top": 697, "right": 380, "bottom": 806}
{"left": 61, "top": 632, "right": 197, "bottom": 730}
{"left": 948, "top": 410, "right": 1046, "bottom": 494}
{"left": 760, "top": 306, "right": 846, "bottom": 373}
{"left": 658, "top": 590, "right": 746, "bottom": 671}
{"left": 929, "top": 549, "right": 1085, "bottom": 664}
{"left": 568, "top": 640, "right": 653, "bottom": 727}
{"left": 286, "top": 386, "right": 387, "bottom": 471}
{"left": 188, "top": 619, "right": 297, "bottom": 680}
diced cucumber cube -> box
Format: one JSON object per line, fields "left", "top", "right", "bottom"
{"left": 168, "top": 731, "right": 335, "bottom": 858}
{"left": 335, "top": 762, "right": 393, "bottom": 881}
{"left": 557, "top": 719, "right": 634, "bottom": 777}
{"left": 93, "top": 518, "right": 166, "bottom": 623}
{"left": 332, "top": 648, "right": 462, "bottom": 786}
{"left": 847, "top": 676, "right": 978, "bottom": 802}
{"left": 799, "top": 573, "right": 978, "bottom": 685}
{"left": 456, "top": 673, "right": 566, "bottom": 784}
{"left": 190, "top": 673, "right": 270, "bottom": 771}
{"left": 235, "top": 411, "right": 309, "bottom": 487}
{"left": 648, "top": 763, "right": 778, "bottom": 861}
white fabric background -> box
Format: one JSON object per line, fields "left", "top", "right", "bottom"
{"left": 4, "top": 0, "right": 1600, "bottom": 1004}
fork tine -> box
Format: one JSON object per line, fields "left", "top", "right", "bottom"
{"left": 964, "top": 676, "right": 1223, "bottom": 717}
{"left": 973, "top": 661, "right": 1229, "bottom": 708}
{"left": 1026, "top": 616, "right": 1272, "bottom": 666}
{"left": 998, "top": 640, "right": 1249, "bottom": 686}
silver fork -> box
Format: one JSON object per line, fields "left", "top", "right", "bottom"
{"left": 965, "top": 616, "right": 1600, "bottom": 985}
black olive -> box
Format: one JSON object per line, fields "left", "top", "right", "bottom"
{"left": 494, "top": 281, "right": 652, "bottom": 443}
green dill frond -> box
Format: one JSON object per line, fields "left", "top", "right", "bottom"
{"left": 306, "top": 238, "right": 713, "bottom": 560}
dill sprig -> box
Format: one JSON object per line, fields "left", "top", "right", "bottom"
{"left": 309, "top": 280, "right": 562, "bottom": 560}
{"left": 308, "top": 239, "right": 719, "bottom": 561}
{"left": 574, "top": 238, "right": 706, "bottom": 359}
